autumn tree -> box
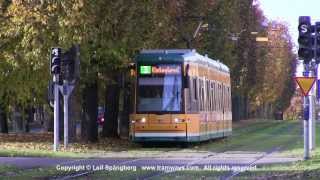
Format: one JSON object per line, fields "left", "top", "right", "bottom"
{"left": 0, "top": 0, "right": 297, "bottom": 140}
{"left": 250, "top": 21, "right": 296, "bottom": 118}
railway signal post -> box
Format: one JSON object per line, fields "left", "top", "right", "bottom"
{"left": 50, "top": 45, "right": 79, "bottom": 151}
{"left": 303, "top": 84, "right": 310, "bottom": 160}
{"left": 59, "top": 45, "right": 79, "bottom": 149}
{"left": 51, "top": 47, "right": 62, "bottom": 152}
{"left": 297, "top": 16, "right": 320, "bottom": 159}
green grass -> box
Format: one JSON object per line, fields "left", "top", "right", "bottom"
{"left": 198, "top": 120, "right": 302, "bottom": 152}
{"left": 1, "top": 119, "right": 315, "bottom": 179}
{"left": 234, "top": 122, "right": 320, "bottom": 179}
{"left": 151, "top": 171, "right": 226, "bottom": 180}
{"left": 82, "top": 120, "right": 307, "bottom": 179}
{"left": 0, "top": 166, "right": 158, "bottom": 180}
{"left": 0, "top": 149, "right": 89, "bottom": 158}
{"left": 1, "top": 120, "right": 295, "bottom": 158}
{"left": 0, "top": 166, "right": 74, "bottom": 180}
{"left": 0, "top": 165, "right": 19, "bottom": 175}
{"left": 86, "top": 169, "right": 158, "bottom": 180}
{"left": 158, "top": 120, "right": 320, "bottom": 179}
{"left": 0, "top": 165, "right": 60, "bottom": 180}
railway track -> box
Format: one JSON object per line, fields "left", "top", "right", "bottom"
{"left": 221, "top": 121, "right": 303, "bottom": 180}
{"left": 138, "top": 121, "right": 301, "bottom": 180}
{"left": 221, "top": 147, "right": 282, "bottom": 180}
{"left": 49, "top": 121, "right": 301, "bottom": 180}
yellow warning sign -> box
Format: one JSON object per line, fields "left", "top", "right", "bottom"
{"left": 294, "top": 77, "right": 316, "bottom": 96}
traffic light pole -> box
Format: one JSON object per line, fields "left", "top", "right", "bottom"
{"left": 53, "top": 75, "right": 59, "bottom": 152}
{"left": 304, "top": 95, "right": 310, "bottom": 159}
{"left": 298, "top": 16, "right": 319, "bottom": 158}
{"left": 63, "top": 82, "right": 69, "bottom": 149}
{"left": 309, "top": 68, "right": 315, "bottom": 150}
{"left": 304, "top": 65, "right": 311, "bottom": 159}
{"left": 59, "top": 80, "right": 75, "bottom": 149}
{"left": 304, "top": 97, "right": 310, "bottom": 159}
{"left": 51, "top": 45, "right": 79, "bottom": 151}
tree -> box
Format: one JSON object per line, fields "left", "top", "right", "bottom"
{"left": 250, "top": 21, "right": 296, "bottom": 118}
{"left": 0, "top": 0, "right": 297, "bottom": 139}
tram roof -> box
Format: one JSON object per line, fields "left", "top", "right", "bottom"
{"left": 136, "top": 49, "right": 230, "bottom": 73}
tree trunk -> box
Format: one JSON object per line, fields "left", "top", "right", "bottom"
{"left": 102, "top": 77, "right": 120, "bottom": 138}
{"left": 68, "top": 86, "right": 78, "bottom": 142}
{"left": 0, "top": 103, "right": 8, "bottom": 133}
{"left": 43, "top": 105, "right": 54, "bottom": 132}
{"left": 12, "top": 106, "right": 23, "bottom": 132}
{"left": 81, "top": 81, "right": 98, "bottom": 142}
{"left": 24, "top": 107, "right": 33, "bottom": 133}
{"left": 119, "top": 75, "right": 132, "bottom": 139}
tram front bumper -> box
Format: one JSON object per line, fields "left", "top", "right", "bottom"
{"left": 131, "top": 123, "right": 199, "bottom": 142}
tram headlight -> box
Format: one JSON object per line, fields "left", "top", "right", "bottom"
{"left": 140, "top": 117, "right": 146, "bottom": 123}
{"left": 174, "top": 118, "right": 185, "bottom": 123}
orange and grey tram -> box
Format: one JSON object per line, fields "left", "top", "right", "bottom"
{"left": 130, "top": 49, "right": 232, "bottom": 142}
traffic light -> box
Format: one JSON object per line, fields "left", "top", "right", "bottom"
{"left": 50, "top": 47, "right": 62, "bottom": 74}
{"left": 315, "top": 22, "right": 320, "bottom": 64}
{"left": 61, "top": 45, "right": 80, "bottom": 82}
{"left": 298, "top": 16, "right": 314, "bottom": 63}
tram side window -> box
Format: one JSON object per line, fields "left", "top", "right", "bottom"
{"left": 204, "top": 80, "right": 206, "bottom": 111}
{"left": 203, "top": 81, "right": 206, "bottom": 111}
{"left": 228, "top": 87, "right": 231, "bottom": 111}
{"left": 210, "top": 81, "right": 213, "bottom": 111}
{"left": 222, "top": 85, "right": 224, "bottom": 111}
{"left": 200, "top": 79, "right": 205, "bottom": 111}
{"left": 216, "top": 83, "right": 219, "bottom": 111}
{"left": 226, "top": 87, "right": 229, "bottom": 110}
{"left": 201, "top": 80, "right": 203, "bottom": 111}
{"left": 223, "top": 85, "right": 228, "bottom": 110}
{"left": 212, "top": 82, "right": 215, "bottom": 111}
{"left": 216, "top": 83, "right": 218, "bottom": 111}
{"left": 222, "top": 85, "right": 225, "bottom": 111}
{"left": 201, "top": 79, "right": 205, "bottom": 111}
{"left": 192, "top": 78, "right": 198, "bottom": 100}
{"left": 206, "top": 80, "right": 210, "bottom": 111}
{"left": 199, "top": 79, "right": 202, "bottom": 111}
{"left": 229, "top": 87, "right": 232, "bottom": 110}
{"left": 219, "top": 84, "right": 222, "bottom": 111}
{"left": 221, "top": 84, "right": 224, "bottom": 111}
{"left": 213, "top": 82, "right": 216, "bottom": 111}
{"left": 227, "top": 87, "right": 229, "bottom": 110}
{"left": 225, "top": 86, "right": 228, "bottom": 111}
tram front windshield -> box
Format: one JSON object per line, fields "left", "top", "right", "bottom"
{"left": 137, "top": 64, "right": 182, "bottom": 112}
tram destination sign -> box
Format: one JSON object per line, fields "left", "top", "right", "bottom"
{"left": 139, "top": 65, "right": 180, "bottom": 75}
{"left": 140, "top": 65, "right": 152, "bottom": 75}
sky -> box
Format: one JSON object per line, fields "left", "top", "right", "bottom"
{"left": 259, "top": 0, "right": 320, "bottom": 76}
{"left": 259, "top": 0, "right": 320, "bottom": 44}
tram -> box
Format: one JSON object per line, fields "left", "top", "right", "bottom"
{"left": 130, "top": 49, "right": 232, "bottom": 142}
